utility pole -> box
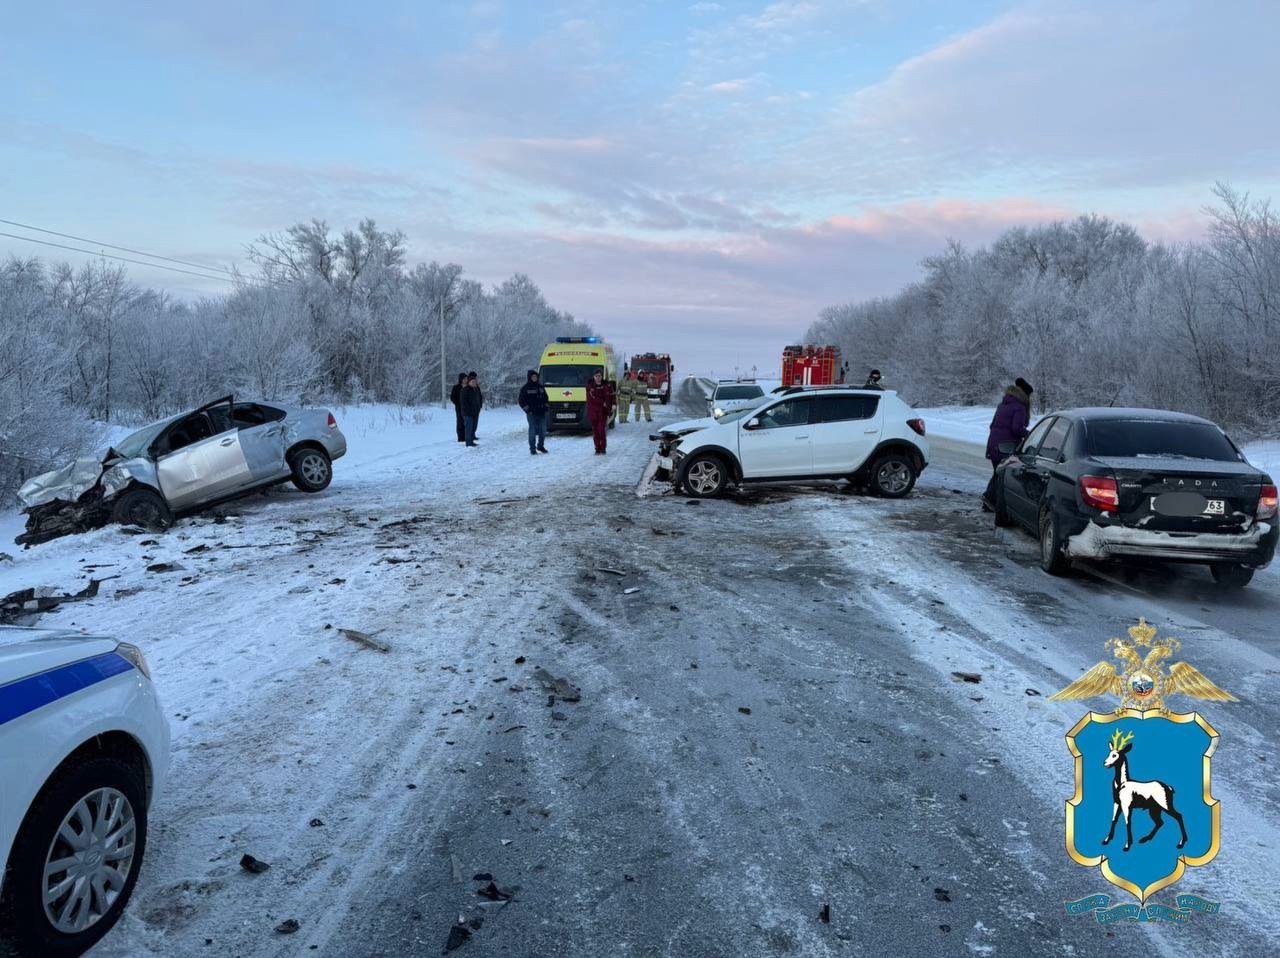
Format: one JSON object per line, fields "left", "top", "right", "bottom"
{"left": 439, "top": 296, "right": 447, "bottom": 408}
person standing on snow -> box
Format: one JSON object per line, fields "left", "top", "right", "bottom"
{"left": 633, "top": 372, "right": 653, "bottom": 423}
{"left": 461, "top": 374, "right": 483, "bottom": 447}
{"left": 449, "top": 373, "right": 467, "bottom": 443}
{"left": 983, "top": 377, "right": 1034, "bottom": 508}
{"left": 468, "top": 370, "right": 484, "bottom": 438}
{"left": 617, "top": 371, "right": 636, "bottom": 423}
{"left": 586, "top": 369, "right": 615, "bottom": 454}
{"left": 519, "top": 369, "right": 550, "bottom": 454}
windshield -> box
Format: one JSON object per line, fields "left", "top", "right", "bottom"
{"left": 540, "top": 364, "right": 604, "bottom": 387}
{"left": 112, "top": 419, "right": 171, "bottom": 459}
{"left": 1085, "top": 420, "right": 1242, "bottom": 462}
{"left": 633, "top": 361, "right": 666, "bottom": 373}
{"left": 715, "top": 385, "right": 763, "bottom": 401}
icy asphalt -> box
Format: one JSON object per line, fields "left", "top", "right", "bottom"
{"left": 3, "top": 387, "right": 1276, "bottom": 958}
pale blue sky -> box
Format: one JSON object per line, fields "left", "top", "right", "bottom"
{"left": 2, "top": 1, "right": 1277, "bottom": 373}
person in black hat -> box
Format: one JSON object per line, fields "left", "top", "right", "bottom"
{"left": 982, "top": 377, "right": 1034, "bottom": 510}
{"left": 986, "top": 378, "right": 1034, "bottom": 471}
{"left": 863, "top": 369, "right": 884, "bottom": 390}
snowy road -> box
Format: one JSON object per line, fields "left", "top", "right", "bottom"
{"left": 3, "top": 389, "right": 1276, "bottom": 957}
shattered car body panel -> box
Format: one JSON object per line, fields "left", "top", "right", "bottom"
{"left": 17, "top": 456, "right": 148, "bottom": 510}
{"left": 14, "top": 397, "right": 347, "bottom": 546}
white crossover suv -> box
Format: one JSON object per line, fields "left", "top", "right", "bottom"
{"left": 660, "top": 386, "right": 929, "bottom": 498}
{"left": 0, "top": 627, "right": 169, "bottom": 957}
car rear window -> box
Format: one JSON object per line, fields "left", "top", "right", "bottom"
{"left": 716, "top": 385, "right": 763, "bottom": 400}
{"left": 1084, "top": 420, "right": 1241, "bottom": 462}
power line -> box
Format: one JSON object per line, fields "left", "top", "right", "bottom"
{"left": 0, "top": 217, "right": 239, "bottom": 277}
{"left": 0, "top": 230, "right": 240, "bottom": 284}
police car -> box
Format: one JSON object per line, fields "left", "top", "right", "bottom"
{"left": 0, "top": 627, "right": 169, "bottom": 957}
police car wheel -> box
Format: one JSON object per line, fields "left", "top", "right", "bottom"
{"left": 0, "top": 756, "right": 148, "bottom": 958}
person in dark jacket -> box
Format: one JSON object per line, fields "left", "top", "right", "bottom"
{"left": 460, "top": 375, "right": 483, "bottom": 447}
{"left": 863, "top": 369, "right": 884, "bottom": 390}
{"left": 449, "top": 373, "right": 466, "bottom": 443}
{"left": 585, "top": 370, "right": 615, "bottom": 454}
{"left": 983, "top": 378, "right": 1034, "bottom": 509}
{"left": 518, "top": 369, "right": 550, "bottom": 454}
{"left": 986, "top": 378, "right": 1034, "bottom": 469}
{"left": 468, "top": 370, "right": 484, "bottom": 437}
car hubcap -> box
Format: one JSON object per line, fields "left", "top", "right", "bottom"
{"left": 300, "top": 453, "right": 329, "bottom": 485}
{"left": 687, "top": 461, "right": 720, "bottom": 494}
{"left": 44, "top": 788, "right": 136, "bottom": 934}
{"left": 878, "top": 461, "right": 910, "bottom": 494}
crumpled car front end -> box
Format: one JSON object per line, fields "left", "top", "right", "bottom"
{"left": 14, "top": 454, "right": 154, "bottom": 547}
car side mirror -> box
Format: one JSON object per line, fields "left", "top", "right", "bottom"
{"left": 743, "top": 417, "right": 761, "bottom": 431}
{"left": 997, "top": 441, "right": 1016, "bottom": 456}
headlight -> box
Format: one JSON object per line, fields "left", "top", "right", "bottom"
{"left": 713, "top": 407, "right": 724, "bottom": 418}
{"left": 115, "top": 641, "right": 152, "bottom": 679}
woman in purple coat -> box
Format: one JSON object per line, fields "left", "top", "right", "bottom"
{"left": 985, "top": 378, "right": 1034, "bottom": 472}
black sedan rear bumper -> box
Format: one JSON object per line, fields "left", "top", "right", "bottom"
{"left": 1063, "top": 517, "right": 1277, "bottom": 568}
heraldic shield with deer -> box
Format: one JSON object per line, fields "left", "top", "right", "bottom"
{"left": 1050, "top": 618, "right": 1235, "bottom": 923}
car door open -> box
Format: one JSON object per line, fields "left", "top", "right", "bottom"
{"left": 154, "top": 409, "right": 252, "bottom": 509}
{"left": 232, "top": 402, "right": 290, "bottom": 487}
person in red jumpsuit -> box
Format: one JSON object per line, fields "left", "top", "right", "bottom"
{"left": 585, "top": 369, "right": 616, "bottom": 454}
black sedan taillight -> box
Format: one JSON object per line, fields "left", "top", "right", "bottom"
{"left": 1079, "top": 475, "right": 1120, "bottom": 512}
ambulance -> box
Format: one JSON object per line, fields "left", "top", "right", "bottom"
{"left": 538, "top": 337, "right": 618, "bottom": 432}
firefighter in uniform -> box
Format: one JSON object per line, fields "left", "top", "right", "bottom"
{"left": 633, "top": 372, "right": 653, "bottom": 422}
{"left": 617, "top": 371, "right": 636, "bottom": 423}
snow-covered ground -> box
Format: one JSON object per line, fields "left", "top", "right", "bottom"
{"left": 2, "top": 391, "right": 1277, "bottom": 956}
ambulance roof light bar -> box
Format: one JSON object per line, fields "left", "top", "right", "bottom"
{"left": 555, "top": 336, "right": 601, "bottom": 344}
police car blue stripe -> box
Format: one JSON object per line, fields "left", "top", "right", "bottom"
{"left": 0, "top": 652, "right": 134, "bottom": 727}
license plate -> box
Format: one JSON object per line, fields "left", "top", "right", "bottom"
{"left": 1150, "top": 495, "right": 1224, "bottom": 516}
{"left": 555, "top": 413, "right": 576, "bottom": 420}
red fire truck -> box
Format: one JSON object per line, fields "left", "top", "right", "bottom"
{"left": 628, "top": 352, "right": 675, "bottom": 404}
{"left": 781, "top": 345, "right": 848, "bottom": 387}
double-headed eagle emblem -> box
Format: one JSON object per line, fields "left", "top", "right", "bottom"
{"left": 1049, "top": 618, "right": 1236, "bottom": 713}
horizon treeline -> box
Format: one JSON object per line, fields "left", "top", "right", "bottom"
{"left": 808, "top": 184, "right": 1279, "bottom": 437}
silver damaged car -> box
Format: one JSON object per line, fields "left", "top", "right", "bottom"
{"left": 15, "top": 396, "right": 347, "bottom": 546}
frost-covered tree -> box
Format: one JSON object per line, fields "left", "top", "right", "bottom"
{"left": 807, "top": 185, "right": 1280, "bottom": 436}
